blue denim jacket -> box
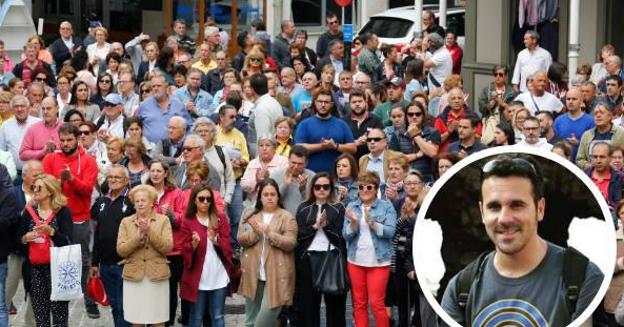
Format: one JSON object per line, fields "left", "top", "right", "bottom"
{"left": 343, "top": 198, "right": 397, "bottom": 263}
{"left": 172, "top": 86, "right": 215, "bottom": 117}
{"left": 335, "top": 178, "right": 358, "bottom": 207}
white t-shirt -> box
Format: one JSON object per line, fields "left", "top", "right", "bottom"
{"left": 258, "top": 212, "right": 273, "bottom": 281}
{"left": 511, "top": 47, "right": 552, "bottom": 93}
{"left": 427, "top": 47, "right": 453, "bottom": 90}
{"left": 514, "top": 91, "right": 564, "bottom": 115}
{"left": 307, "top": 204, "right": 334, "bottom": 252}
{"left": 348, "top": 206, "right": 389, "bottom": 267}
{"left": 198, "top": 219, "right": 230, "bottom": 290}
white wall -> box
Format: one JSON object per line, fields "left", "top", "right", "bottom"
{"left": 578, "top": 0, "right": 599, "bottom": 65}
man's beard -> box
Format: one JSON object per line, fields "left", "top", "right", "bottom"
{"left": 62, "top": 145, "right": 77, "bottom": 155}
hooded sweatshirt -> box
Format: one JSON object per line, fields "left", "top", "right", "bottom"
{"left": 43, "top": 145, "right": 98, "bottom": 222}
{"left": 0, "top": 164, "right": 19, "bottom": 262}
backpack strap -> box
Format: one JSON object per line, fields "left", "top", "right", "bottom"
{"left": 214, "top": 145, "right": 227, "bottom": 174}
{"left": 563, "top": 246, "right": 588, "bottom": 313}
{"left": 455, "top": 251, "right": 490, "bottom": 311}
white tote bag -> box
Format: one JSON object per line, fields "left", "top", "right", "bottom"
{"left": 50, "top": 244, "right": 83, "bottom": 301}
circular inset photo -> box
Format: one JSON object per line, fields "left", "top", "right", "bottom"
{"left": 413, "top": 146, "right": 616, "bottom": 327}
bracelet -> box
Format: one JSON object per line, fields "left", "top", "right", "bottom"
{"left": 336, "top": 143, "right": 340, "bottom": 152}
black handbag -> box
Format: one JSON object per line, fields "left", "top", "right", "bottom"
{"left": 309, "top": 243, "right": 350, "bottom": 295}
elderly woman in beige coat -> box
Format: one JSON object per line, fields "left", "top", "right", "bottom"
{"left": 237, "top": 178, "right": 298, "bottom": 327}
{"left": 117, "top": 184, "right": 173, "bottom": 327}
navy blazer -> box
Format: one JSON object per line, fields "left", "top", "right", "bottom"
{"left": 136, "top": 61, "right": 150, "bottom": 84}
{"left": 49, "top": 36, "right": 83, "bottom": 66}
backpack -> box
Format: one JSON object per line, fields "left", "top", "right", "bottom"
{"left": 25, "top": 205, "right": 57, "bottom": 265}
{"left": 455, "top": 247, "right": 588, "bottom": 319}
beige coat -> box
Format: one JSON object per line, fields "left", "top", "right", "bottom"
{"left": 116, "top": 213, "right": 173, "bottom": 282}
{"left": 237, "top": 208, "right": 298, "bottom": 309}
{"left": 605, "top": 239, "right": 624, "bottom": 313}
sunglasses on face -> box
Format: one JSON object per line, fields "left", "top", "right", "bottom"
{"left": 313, "top": 184, "right": 331, "bottom": 191}
{"left": 358, "top": 184, "right": 377, "bottom": 191}
{"left": 31, "top": 184, "right": 43, "bottom": 192}
{"left": 99, "top": 79, "right": 112, "bottom": 84}
{"left": 366, "top": 137, "right": 384, "bottom": 143}
{"left": 494, "top": 72, "right": 505, "bottom": 77}
{"left": 196, "top": 196, "right": 212, "bottom": 203}
{"left": 183, "top": 146, "right": 199, "bottom": 152}
{"left": 79, "top": 130, "right": 91, "bottom": 135}
{"left": 35, "top": 77, "right": 46, "bottom": 81}
{"left": 250, "top": 57, "right": 263, "bottom": 63}
{"left": 141, "top": 89, "right": 151, "bottom": 94}
{"left": 407, "top": 112, "right": 423, "bottom": 117}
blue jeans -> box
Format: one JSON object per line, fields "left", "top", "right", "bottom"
{"left": 188, "top": 287, "right": 227, "bottom": 327}
{"left": 99, "top": 264, "right": 130, "bottom": 327}
{"left": 0, "top": 262, "right": 7, "bottom": 327}
{"left": 228, "top": 180, "right": 243, "bottom": 251}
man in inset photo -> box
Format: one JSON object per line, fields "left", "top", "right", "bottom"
{"left": 441, "top": 155, "right": 604, "bottom": 326}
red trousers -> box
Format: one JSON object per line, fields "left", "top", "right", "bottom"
{"left": 347, "top": 262, "right": 390, "bottom": 327}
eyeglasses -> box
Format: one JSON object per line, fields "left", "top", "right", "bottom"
{"left": 107, "top": 175, "right": 124, "bottom": 181}
{"left": 99, "top": 79, "right": 112, "bottom": 84}
{"left": 31, "top": 184, "right": 43, "bottom": 193}
{"left": 366, "top": 137, "right": 385, "bottom": 143}
{"left": 183, "top": 146, "right": 200, "bottom": 152}
{"left": 197, "top": 196, "right": 212, "bottom": 203}
{"left": 407, "top": 112, "right": 423, "bottom": 117}
{"left": 313, "top": 184, "right": 331, "bottom": 191}
{"left": 355, "top": 81, "right": 369, "bottom": 85}
{"left": 494, "top": 73, "right": 505, "bottom": 77}
{"left": 79, "top": 130, "right": 91, "bottom": 135}
{"left": 404, "top": 181, "right": 422, "bottom": 186}
{"left": 358, "top": 184, "right": 377, "bottom": 191}
{"left": 316, "top": 100, "right": 331, "bottom": 105}
{"left": 250, "top": 57, "right": 263, "bottom": 63}
{"left": 481, "top": 157, "right": 537, "bottom": 178}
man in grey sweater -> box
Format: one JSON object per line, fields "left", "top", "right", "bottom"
{"left": 270, "top": 145, "right": 314, "bottom": 215}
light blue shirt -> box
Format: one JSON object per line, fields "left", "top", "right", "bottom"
{"left": 136, "top": 96, "right": 193, "bottom": 143}
{"left": 291, "top": 90, "right": 313, "bottom": 113}
{"left": 173, "top": 86, "right": 214, "bottom": 117}
{"left": 0, "top": 72, "right": 15, "bottom": 86}
{"left": 366, "top": 151, "right": 385, "bottom": 184}
{"left": 331, "top": 56, "right": 344, "bottom": 76}
{"left": 121, "top": 92, "right": 139, "bottom": 116}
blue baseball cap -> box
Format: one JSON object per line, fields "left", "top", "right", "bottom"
{"left": 103, "top": 93, "right": 123, "bottom": 107}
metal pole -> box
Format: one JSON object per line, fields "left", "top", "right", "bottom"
{"left": 414, "top": 0, "right": 423, "bottom": 38}
{"left": 568, "top": 0, "right": 580, "bottom": 87}
{"left": 439, "top": 0, "right": 447, "bottom": 29}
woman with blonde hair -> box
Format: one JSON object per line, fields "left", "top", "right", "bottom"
{"left": 242, "top": 45, "right": 267, "bottom": 78}
{"left": 19, "top": 174, "right": 73, "bottom": 327}
{"left": 511, "top": 105, "right": 531, "bottom": 144}
{"left": 274, "top": 117, "right": 295, "bottom": 158}
{"left": 21, "top": 35, "right": 53, "bottom": 65}
{"left": 117, "top": 184, "right": 173, "bottom": 327}
{"left": 434, "top": 74, "right": 464, "bottom": 116}
{"left": 86, "top": 27, "right": 111, "bottom": 65}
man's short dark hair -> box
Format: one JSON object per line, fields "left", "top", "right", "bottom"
{"left": 326, "top": 12, "right": 338, "bottom": 22}
{"left": 350, "top": 88, "right": 366, "bottom": 101}
{"left": 537, "top": 111, "right": 555, "bottom": 121}
{"left": 523, "top": 116, "right": 540, "bottom": 126}
{"left": 250, "top": 74, "right": 269, "bottom": 95}
{"left": 480, "top": 155, "right": 544, "bottom": 202}
{"left": 289, "top": 145, "right": 309, "bottom": 161}
{"left": 461, "top": 114, "right": 480, "bottom": 129}
{"left": 225, "top": 90, "right": 243, "bottom": 110}
{"left": 218, "top": 104, "right": 238, "bottom": 117}
{"left": 606, "top": 75, "right": 623, "bottom": 87}
{"left": 328, "top": 39, "right": 343, "bottom": 51}
{"left": 360, "top": 33, "right": 375, "bottom": 45}
{"left": 237, "top": 30, "right": 250, "bottom": 48}
{"left": 59, "top": 122, "right": 79, "bottom": 137}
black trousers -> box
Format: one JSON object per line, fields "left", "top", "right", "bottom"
{"left": 30, "top": 265, "right": 69, "bottom": 327}
{"left": 294, "top": 252, "right": 347, "bottom": 327}
{"left": 167, "top": 255, "right": 184, "bottom": 326}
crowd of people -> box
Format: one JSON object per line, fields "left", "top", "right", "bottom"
{"left": 0, "top": 8, "right": 623, "bottom": 327}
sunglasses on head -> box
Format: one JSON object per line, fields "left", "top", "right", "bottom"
{"left": 358, "top": 184, "right": 376, "bottom": 191}
{"left": 196, "top": 195, "right": 212, "bottom": 203}
{"left": 313, "top": 184, "right": 331, "bottom": 191}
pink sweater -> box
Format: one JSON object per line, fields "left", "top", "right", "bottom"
{"left": 19, "top": 120, "right": 61, "bottom": 161}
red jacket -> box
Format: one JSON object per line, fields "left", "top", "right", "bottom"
{"left": 153, "top": 187, "right": 186, "bottom": 256}
{"left": 179, "top": 212, "right": 236, "bottom": 302}
{"left": 43, "top": 146, "right": 97, "bottom": 222}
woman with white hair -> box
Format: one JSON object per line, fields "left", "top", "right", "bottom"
{"left": 240, "top": 136, "right": 288, "bottom": 198}
{"left": 192, "top": 118, "right": 235, "bottom": 208}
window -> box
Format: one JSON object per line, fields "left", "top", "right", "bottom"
{"left": 292, "top": 0, "right": 354, "bottom": 27}
{"left": 44, "top": 0, "right": 73, "bottom": 16}
{"left": 359, "top": 17, "right": 413, "bottom": 39}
